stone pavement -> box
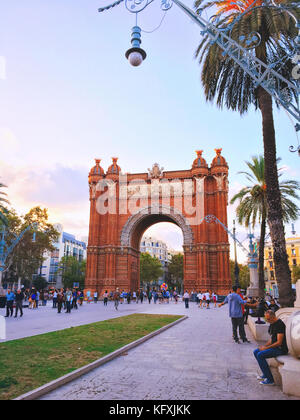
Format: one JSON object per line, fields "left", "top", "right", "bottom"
{"left": 0, "top": 300, "right": 157, "bottom": 342}
{"left": 31, "top": 301, "right": 299, "bottom": 400}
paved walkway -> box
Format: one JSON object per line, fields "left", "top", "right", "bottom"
{"left": 12, "top": 301, "right": 294, "bottom": 401}
{"left": 0, "top": 300, "right": 155, "bottom": 342}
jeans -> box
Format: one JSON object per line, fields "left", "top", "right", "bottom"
{"left": 253, "top": 347, "right": 285, "bottom": 382}
{"left": 184, "top": 298, "right": 189, "bottom": 308}
{"left": 15, "top": 301, "right": 23, "bottom": 317}
{"left": 6, "top": 301, "right": 14, "bottom": 317}
{"left": 231, "top": 317, "right": 246, "bottom": 341}
{"left": 57, "top": 301, "right": 63, "bottom": 313}
{"left": 66, "top": 301, "right": 71, "bottom": 313}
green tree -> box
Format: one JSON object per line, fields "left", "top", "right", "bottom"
{"left": 32, "top": 275, "right": 48, "bottom": 291}
{"left": 194, "top": 0, "right": 299, "bottom": 306}
{"left": 168, "top": 253, "right": 184, "bottom": 293}
{"left": 230, "top": 260, "right": 250, "bottom": 290}
{"left": 140, "top": 253, "right": 163, "bottom": 289}
{"left": 58, "top": 256, "right": 86, "bottom": 289}
{"left": 4, "top": 207, "right": 59, "bottom": 286}
{"left": 0, "top": 182, "right": 10, "bottom": 225}
{"left": 291, "top": 266, "right": 300, "bottom": 284}
{"left": 230, "top": 155, "right": 299, "bottom": 296}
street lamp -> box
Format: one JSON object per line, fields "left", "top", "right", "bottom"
{"left": 233, "top": 220, "right": 240, "bottom": 288}
{"left": 98, "top": 0, "right": 300, "bottom": 142}
{"left": 125, "top": 26, "right": 147, "bottom": 66}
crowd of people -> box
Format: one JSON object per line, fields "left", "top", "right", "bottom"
{"left": 2, "top": 287, "right": 86, "bottom": 317}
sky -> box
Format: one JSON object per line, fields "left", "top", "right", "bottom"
{"left": 0, "top": 0, "right": 299, "bottom": 264}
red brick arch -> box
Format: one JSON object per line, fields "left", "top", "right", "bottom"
{"left": 85, "top": 150, "right": 231, "bottom": 295}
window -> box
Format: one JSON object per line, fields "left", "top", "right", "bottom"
{"left": 268, "top": 252, "right": 272, "bottom": 259}
{"left": 293, "top": 259, "right": 297, "bottom": 266}
{"left": 270, "top": 271, "right": 274, "bottom": 279}
{"left": 291, "top": 249, "right": 296, "bottom": 256}
{"left": 269, "top": 261, "right": 273, "bottom": 268}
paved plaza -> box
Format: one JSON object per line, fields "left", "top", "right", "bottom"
{"left": 2, "top": 299, "right": 297, "bottom": 400}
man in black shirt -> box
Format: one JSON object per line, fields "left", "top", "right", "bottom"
{"left": 253, "top": 310, "right": 288, "bottom": 386}
{"left": 14, "top": 289, "right": 24, "bottom": 318}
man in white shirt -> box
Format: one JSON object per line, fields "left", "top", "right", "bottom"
{"left": 197, "top": 292, "right": 203, "bottom": 308}
{"left": 204, "top": 291, "right": 211, "bottom": 309}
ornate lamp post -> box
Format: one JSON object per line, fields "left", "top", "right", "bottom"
{"left": 98, "top": 0, "right": 300, "bottom": 150}
{"left": 233, "top": 220, "right": 240, "bottom": 288}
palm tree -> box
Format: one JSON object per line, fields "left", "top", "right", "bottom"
{"left": 231, "top": 155, "right": 299, "bottom": 296}
{"left": 0, "top": 182, "right": 10, "bottom": 226}
{"left": 194, "top": 0, "right": 299, "bottom": 306}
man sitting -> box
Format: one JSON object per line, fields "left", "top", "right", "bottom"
{"left": 253, "top": 310, "right": 288, "bottom": 386}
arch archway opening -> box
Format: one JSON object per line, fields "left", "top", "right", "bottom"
{"left": 140, "top": 221, "right": 184, "bottom": 294}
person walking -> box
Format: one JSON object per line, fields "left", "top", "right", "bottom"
{"left": 57, "top": 289, "right": 64, "bottom": 314}
{"left": 140, "top": 290, "right": 144, "bottom": 304}
{"left": 35, "top": 290, "right": 40, "bottom": 309}
{"left": 72, "top": 289, "right": 78, "bottom": 309}
{"left": 127, "top": 291, "right": 131, "bottom": 304}
{"left": 5, "top": 289, "right": 15, "bottom": 317}
{"left": 52, "top": 290, "right": 58, "bottom": 308}
{"left": 197, "top": 291, "right": 203, "bottom": 308}
{"left": 79, "top": 290, "right": 84, "bottom": 306}
{"left": 212, "top": 292, "right": 218, "bottom": 308}
{"left": 219, "top": 286, "right": 250, "bottom": 343}
{"left": 204, "top": 290, "right": 211, "bottom": 309}
{"left": 148, "top": 290, "right": 152, "bottom": 304}
{"left": 183, "top": 290, "right": 190, "bottom": 309}
{"left": 65, "top": 288, "right": 73, "bottom": 313}
{"left": 253, "top": 310, "right": 289, "bottom": 386}
{"left": 103, "top": 290, "right": 108, "bottom": 306}
{"left": 94, "top": 291, "right": 98, "bottom": 304}
{"left": 173, "top": 290, "right": 178, "bottom": 304}
{"left": 30, "top": 290, "right": 36, "bottom": 309}
{"left": 113, "top": 288, "right": 120, "bottom": 311}
{"left": 14, "top": 289, "right": 24, "bottom": 318}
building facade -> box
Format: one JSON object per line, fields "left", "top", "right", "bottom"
{"left": 264, "top": 235, "right": 300, "bottom": 296}
{"left": 35, "top": 224, "right": 87, "bottom": 287}
{"left": 140, "top": 235, "right": 170, "bottom": 283}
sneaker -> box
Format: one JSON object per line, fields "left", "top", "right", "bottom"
{"left": 259, "top": 379, "right": 275, "bottom": 386}
{"left": 256, "top": 374, "right": 266, "bottom": 380}
{"left": 242, "top": 338, "right": 251, "bottom": 343}
{"left": 234, "top": 339, "right": 240, "bottom": 344}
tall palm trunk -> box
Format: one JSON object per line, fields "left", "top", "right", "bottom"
{"left": 257, "top": 86, "right": 293, "bottom": 307}
{"left": 258, "top": 211, "right": 266, "bottom": 297}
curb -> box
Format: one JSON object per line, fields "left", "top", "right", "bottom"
{"left": 14, "top": 314, "right": 188, "bottom": 400}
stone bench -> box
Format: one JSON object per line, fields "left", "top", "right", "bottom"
{"left": 269, "top": 354, "right": 300, "bottom": 397}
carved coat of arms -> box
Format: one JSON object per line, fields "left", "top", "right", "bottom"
{"left": 147, "top": 163, "right": 164, "bottom": 179}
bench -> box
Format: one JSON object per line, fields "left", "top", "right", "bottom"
{"left": 268, "top": 355, "right": 300, "bottom": 397}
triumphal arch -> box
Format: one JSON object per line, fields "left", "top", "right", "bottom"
{"left": 85, "top": 149, "right": 231, "bottom": 295}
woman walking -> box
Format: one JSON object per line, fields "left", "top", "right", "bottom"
{"left": 103, "top": 290, "right": 108, "bottom": 306}
{"left": 183, "top": 290, "right": 190, "bottom": 309}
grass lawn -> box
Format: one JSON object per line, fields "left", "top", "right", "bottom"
{"left": 0, "top": 313, "right": 182, "bottom": 400}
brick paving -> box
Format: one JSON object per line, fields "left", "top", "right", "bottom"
{"left": 16, "top": 300, "right": 296, "bottom": 401}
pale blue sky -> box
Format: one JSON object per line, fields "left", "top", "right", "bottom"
{"left": 0, "top": 0, "right": 299, "bottom": 262}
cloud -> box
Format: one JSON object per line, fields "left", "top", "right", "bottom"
{"left": 0, "top": 161, "right": 90, "bottom": 238}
